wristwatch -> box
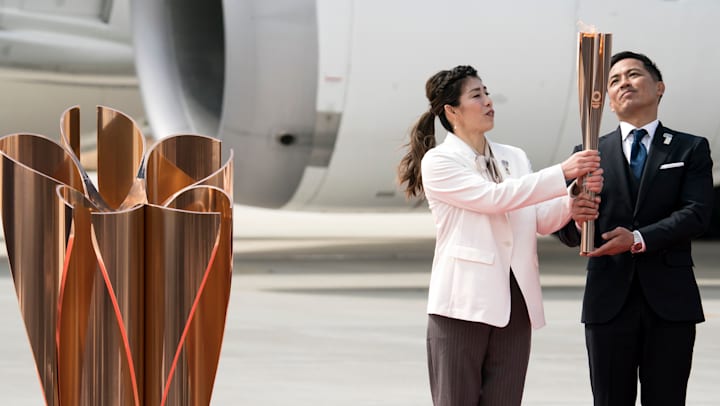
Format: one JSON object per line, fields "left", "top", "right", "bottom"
{"left": 630, "top": 230, "right": 643, "bottom": 254}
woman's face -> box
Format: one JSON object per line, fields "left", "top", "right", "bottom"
{"left": 452, "top": 77, "right": 495, "bottom": 135}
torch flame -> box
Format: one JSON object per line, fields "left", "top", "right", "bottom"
{"left": 577, "top": 20, "right": 598, "bottom": 33}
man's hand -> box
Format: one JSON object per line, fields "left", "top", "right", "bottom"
{"left": 572, "top": 192, "right": 600, "bottom": 224}
{"left": 583, "top": 226, "right": 633, "bottom": 257}
{"left": 581, "top": 169, "right": 604, "bottom": 194}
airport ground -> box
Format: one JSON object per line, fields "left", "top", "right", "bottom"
{"left": 0, "top": 207, "right": 717, "bottom": 405}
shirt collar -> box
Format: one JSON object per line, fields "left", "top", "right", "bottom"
{"left": 620, "top": 119, "right": 659, "bottom": 142}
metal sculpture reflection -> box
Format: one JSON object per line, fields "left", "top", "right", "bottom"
{"left": 0, "top": 106, "right": 233, "bottom": 406}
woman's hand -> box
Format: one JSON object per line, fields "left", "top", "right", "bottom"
{"left": 561, "top": 150, "right": 601, "bottom": 180}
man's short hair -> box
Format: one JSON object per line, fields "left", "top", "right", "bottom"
{"left": 611, "top": 51, "right": 663, "bottom": 82}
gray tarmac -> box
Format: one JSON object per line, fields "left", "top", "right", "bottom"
{"left": 0, "top": 208, "right": 718, "bottom": 405}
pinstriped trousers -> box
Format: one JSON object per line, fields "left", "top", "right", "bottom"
{"left": 426, "top": 273, "right": 532, "bottom": 406}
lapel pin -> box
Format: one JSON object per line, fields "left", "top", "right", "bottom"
{"left": 663, "top": 133, "right": 673, "bottom": 145}
{"left": 501, "top": 159, "right": 510, "bottom": 175}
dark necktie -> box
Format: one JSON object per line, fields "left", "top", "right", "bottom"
{"left": 630, "top": 128, "right": 648, "bottom": 180}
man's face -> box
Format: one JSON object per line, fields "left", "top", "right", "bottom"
{"left": 607, "top": 58, "right": 664, "bottom": 120}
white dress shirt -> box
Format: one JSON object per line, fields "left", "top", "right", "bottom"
{"left": 619, "top": 119, "right": 659, "bottom": 162}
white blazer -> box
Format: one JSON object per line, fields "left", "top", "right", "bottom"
{"left": 421, "top": 133, "right": 573, "bottom": 329}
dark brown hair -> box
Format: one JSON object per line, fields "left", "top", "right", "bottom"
{"left": 397, "top": 65, "right": 478, "bottom": 198}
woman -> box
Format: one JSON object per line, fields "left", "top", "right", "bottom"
{"left": 397, "top": 65, "right": 602, "bottom": 405}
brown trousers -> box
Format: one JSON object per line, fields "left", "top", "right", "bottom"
{"left": 427, "top": 273, "right": 532, "bottom": 406}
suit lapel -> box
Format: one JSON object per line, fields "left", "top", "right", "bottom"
{"left": 603, "top": 129, "right": 634, "bottom": 206}
{"left": 635, "top": 124, "right": 672, "bottom": 216}
{"left": 489, "top": 145, "right": 513, "bottom": 179}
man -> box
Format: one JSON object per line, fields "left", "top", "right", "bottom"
{"left": 557, "top": 51, "right": 714, "bottom": 405}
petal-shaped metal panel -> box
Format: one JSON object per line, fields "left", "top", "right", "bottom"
{"left": 164, "top": 186, "right": 232, "bottom": 406}
{"left": 97, "top": 106, "right": 147, "bottom": 210}
{"left": 144, "top": 204, "right": 220, "bottom": 406}
{"left": 87, "top": 204, "right": 146, "bottom": 406}
{"left": 0, "top": 133, "right": 85, "bottom": 406}
{"left": 145, "top": 135, "right": 222, "bottom": 205}
{"left": 60, "top": 106, "right": 81, "bottom": 160}
{"left": 56, "top": 186, "right": 101, "bottom": 406}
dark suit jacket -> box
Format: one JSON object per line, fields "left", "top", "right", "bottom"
{"left": 556, "top": 123, "right": 714, "bottom": 324}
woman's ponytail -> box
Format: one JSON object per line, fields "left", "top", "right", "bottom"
{"left": 398, "top": 111, "right": 436, "bottom": 198}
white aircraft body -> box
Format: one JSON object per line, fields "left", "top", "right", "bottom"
{"left": 1, "top": 0, "right": 719, "bottom": 216}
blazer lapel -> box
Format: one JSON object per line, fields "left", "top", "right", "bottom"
{"left": 603, "top": 129, "right": 634, "bottom": 206}
{"left": 489, "top": 144, "right": 513, "bottom": 179}
{"left": 635, "top": 124, "right": 671, "bottom": 215}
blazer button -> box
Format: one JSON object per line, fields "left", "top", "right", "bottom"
{"left": 633, "top": 221, "right": 640, "bottom": 227}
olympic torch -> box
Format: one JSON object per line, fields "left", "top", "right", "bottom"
{"left": 578, "top": 30, "right": 611, "bottom": 254}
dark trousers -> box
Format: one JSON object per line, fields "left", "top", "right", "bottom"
{"left": 427, "top": 273, "right": 531, "bottom": 406}
{"left": 585, "top": 275, "right": 696, "bottom": 406}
